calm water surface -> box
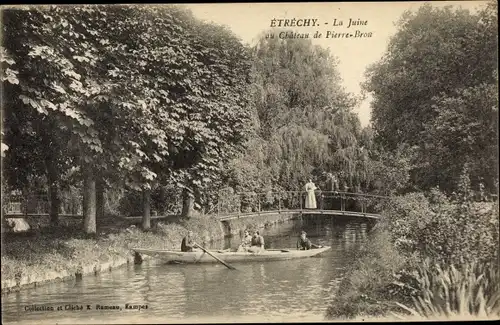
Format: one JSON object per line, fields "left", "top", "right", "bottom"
{"left": 2, "top": 216, "right": 371, "bottom": 324}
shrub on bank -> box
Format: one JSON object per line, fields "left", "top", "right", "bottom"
{"left": 327, "top": 175, "right": 499, "bottom": 320}
{"left": 381, "top": 184, "right": 499, "bottom": 265}
{"left": 381, "top": 192, "right": 434, "bottom": 254}
{"left": 416, "top": 200, "right": 499, "bottom": 265}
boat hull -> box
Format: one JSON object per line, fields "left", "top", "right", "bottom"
{"left": 132, "top": 246, "right": 331, "bottom": 264}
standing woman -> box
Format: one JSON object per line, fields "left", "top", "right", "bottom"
{"left": 304, "top": 179, "right": 318, "bottom": 209}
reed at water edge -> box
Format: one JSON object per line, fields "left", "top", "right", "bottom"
{"left": 392, "top": 259, "right": 500, "bottom": 319}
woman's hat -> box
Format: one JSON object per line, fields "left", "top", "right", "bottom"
{"left": 301, "top": 231, "right": 307, "bottom": 235}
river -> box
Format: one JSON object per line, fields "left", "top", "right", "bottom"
{"left": 2, "top": 216, "right": 372, "bottom": 324}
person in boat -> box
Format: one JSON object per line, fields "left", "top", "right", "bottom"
{"left": 237, "top": 230, "right": 253, "bottom": 252}
{"left": 297, "top": 231, "right": 321, "bottom": 250}
{"left": 304, "top": 179, "right": 318, "bottom": 209}
{"left": 181, "top": 230, "right": 197, "bottom": 252}
{"left": 247, "top": 230, "right": 265, "bottom": 253}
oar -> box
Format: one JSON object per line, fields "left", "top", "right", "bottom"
{"left": 194, "top": 243, "right": 237, "bottom": 270}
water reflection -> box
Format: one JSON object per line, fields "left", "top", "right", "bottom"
{"left": 2, "top": 217, "right": 370, "bottom": 324}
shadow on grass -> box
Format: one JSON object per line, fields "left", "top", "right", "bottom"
{"left": 2, "top": 215, "right": 139, "bottom": 262}
{"left": 2, "top": 214, "right": 186, "bottom": 257}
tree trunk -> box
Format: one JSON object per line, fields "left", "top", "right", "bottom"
{"left": 46, "top": 159, "right": 60, "bottom": 226}
{"left": 142, "top": 189, "right": 151, "bottom": 230}
{"left": 96, "top": 178, "right": 105, "bottom": 220}
{"left": 83, "top": 164, "right": 96, "bottom": 234}
{"left": 181, "top": 188, "right": 194, "bottom": 219}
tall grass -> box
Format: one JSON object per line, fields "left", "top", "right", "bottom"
{"left": 394, "top": 259, "right": 500, "bottom": 319}
{"left": 325, "top": 228, "right": 409, "bottom": 319}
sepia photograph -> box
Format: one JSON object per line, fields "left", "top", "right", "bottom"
{"left": 1, "top": 1, "right": 498, "bottom": 323}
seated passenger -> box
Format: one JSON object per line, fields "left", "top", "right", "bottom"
{"left": 237, "top": 230, "right": 253, "bottom": 252}
{"left": 181, "top": 230, "right": 197, "bottom": 252}
{"left": 297, "top": 231, "right": 312, "bottom": 250}
{"left": 297, "top": 231, "right": 321, "bottom": 250}
{"left": 247, "top": 230, "right": 265, "bottom": 253}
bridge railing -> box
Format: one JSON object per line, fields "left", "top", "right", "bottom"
{"left": 4, "top": 190, "right": 389, "bottom": 219}
{"left": 3, "top": 194, "right": 83, "bottom": 217}
{"left": 215, "top": 190, "right": 389, "bottom": 216}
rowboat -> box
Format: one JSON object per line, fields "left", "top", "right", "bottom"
{"left": 131, "top": 246, "right": 331, "bottom": 264}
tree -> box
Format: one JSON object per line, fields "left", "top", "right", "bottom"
{"left": 3, "top": 5, "right": 253, "bottom": 232}
{"left": 252, "top": 33, "right": 357, "bottom": 139}
{"left": 364, "top": 2, "right": 498, "bottom": 194}
{"left": 2, "top": 7, "right": 100, "bottom": 226}
{"left": 245, "top": 33, "right": 370, "bottom": 194}
{"left": 140, "top": 8, "right": 254, "bottom": 218}
{"left": 420, "top": 83, "right": 498, "bottom": 192}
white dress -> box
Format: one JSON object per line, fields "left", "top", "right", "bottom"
{"left": 304, "top": 182, "right": 317, "bottom": 209}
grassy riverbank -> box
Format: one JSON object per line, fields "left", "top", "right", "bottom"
{"left": 1, "top": 214, "right": 226, "bottom": 294}
{"left": 1, "top": 211, "right": 299, "bottom": 294}
{"left": 325, "top": 190, "right": 500, "bottom": 320}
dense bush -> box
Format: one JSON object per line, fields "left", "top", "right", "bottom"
{"left": 117, "top": 191, "right": 143, "bottom": 216}
{"left": 416, "top": 200, "right": 499, "bottom": 265}
{"left": 327, "top": 168, "right": 499, "bottom": 320}
{"left": 381, "top": 170, "right": 499, "bottom": 265}
{"left": 381, "top": 192, "right": 434, "bottom": 254}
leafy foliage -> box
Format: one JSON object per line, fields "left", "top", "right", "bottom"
{"left": 420, "top": 83, "right": 498, "bottom": 193}
{"left": 2, "top": 5, "right": 253, "bottom": 225}
{"left": 228, "top": 33, "right": 371, "bottom": 197}
{"left": 366, "top": 144, "right": 416, "bottom": 196}
{"left": 382, "top": 188, "right": 499, "bottom": 265}
{"left": 415, "top": 170, "right": 499, "bottom": 265}
{"left": 364, "top": 2, "right": 498, "bottom": 194}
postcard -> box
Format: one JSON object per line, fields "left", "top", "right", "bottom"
{"left": 1, "top": 1, "right": 498, "bottom": 324}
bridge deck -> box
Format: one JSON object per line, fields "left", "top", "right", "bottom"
{"left": 216, "top": 209, "right": 381, "bottom": 221}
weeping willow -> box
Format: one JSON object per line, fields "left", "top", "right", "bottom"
{"left": 227, "top": 31, "right": 377, "bottom": 194}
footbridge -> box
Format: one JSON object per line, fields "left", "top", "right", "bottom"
{"left": 3, "top": 190, "right": 389, "bottom": 223}
{"left": 214, "top": 190, "right": 389, "bottom": 222}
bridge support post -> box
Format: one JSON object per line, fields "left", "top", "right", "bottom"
{"left": 24, "top": 195, "right": 28, "bottom": 217}
{"left": 239, "top": 193, "right": 242, "bottom": 215}
{"left": 278, "top": 194, "right": 281, "bottom": 212}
